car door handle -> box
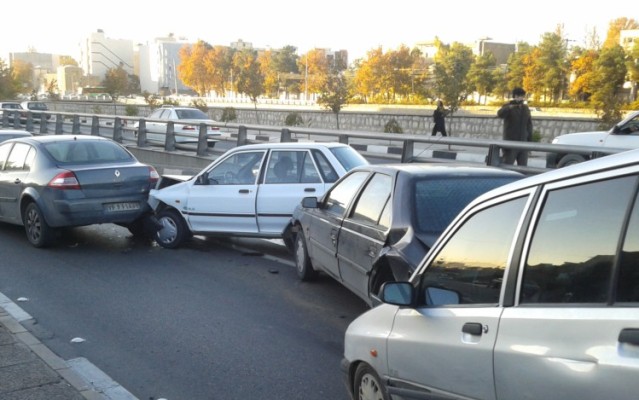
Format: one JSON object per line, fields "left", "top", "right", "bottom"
{"left": 330, "top": 229, "right": 338, "bottom": 245}
{"left": 619, "top": 328, "right": 639, "bottom": 346}
{"left": 367, "top": 246, "right": 378, "bottom": 258}
{"left": 238, "top": 189, "right": 250, "bottom": 194}
{"left": 304, "top": 188, "right": 316, "bottom": 192}
{"left": 462, "top": 322, "right": 484, "bottom": 336}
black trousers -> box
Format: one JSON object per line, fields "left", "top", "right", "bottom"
{"left": 431, "top": 123, "right": 447, "bottom": 136}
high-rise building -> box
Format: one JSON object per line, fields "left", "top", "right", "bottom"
{"left": 79, "top": 29, "right": 134, "bottom": 79}
{"left": 138, "top": 34, "right": 192, "bottom": 95}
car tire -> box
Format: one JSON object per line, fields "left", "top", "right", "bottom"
{"left": 155, "top": 209, "right": 189, "bottom": 249}
{"left": 353, "top": 363, "right": 389, "bottom": 400}
{"left": 295, "top": 230, "right": 317, "bottom": 281}
{"left": 23, "top": 202, "right": 55, "bottom": 248}
{"left": 557, "top": 153, "right": 586, "bottom": 168}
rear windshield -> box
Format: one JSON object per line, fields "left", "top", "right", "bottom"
{"left": 176, "top": 109, "right": 209, "bottom": 120}
{"left": 414, "top": 176, "right": 520, "bottom": 234}
{"left": 28, "top": 102, "right": 47, "bottom": 110}
{"left": 330, "top": 146, "right": 368, "bottom": 171}
{"left": 44, "top": 140, "right": 134, "bottom": 164}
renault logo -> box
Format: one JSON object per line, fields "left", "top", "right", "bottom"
{"left": 114, "top": 170, "right": 121, "bottom": 178}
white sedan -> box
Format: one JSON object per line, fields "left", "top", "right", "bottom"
{"left": 147, "top": 142, "right": 368, "bottom": 248}
{"left": 134, "top": 106, "right": 223, "bottom": 147}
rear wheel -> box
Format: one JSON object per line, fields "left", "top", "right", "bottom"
{"left": 353, "top": 363, "right": 389, "bottom": 400}
{"left": 557, "top": 153, "right": 586, "bottom": 168}
{"left": 294, "top": 230, "right": 317, "bottom": 281}
{"left": 155, "top": 209, "right": 189, "bottom": 249}
{"left": 23, "top": 202, "right": 55, "bottom": 248}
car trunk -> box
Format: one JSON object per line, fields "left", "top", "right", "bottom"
{"left": 70, "top": 164, "right": 152, "bottom": 198}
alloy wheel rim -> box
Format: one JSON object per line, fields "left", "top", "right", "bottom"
{"left": 26, "top": 208, "right": 41, "bottom": 242}
{"left": 359, "top": 373, "right": 384, "bottom": 400}
{"left": 157, "top": 217, "right": 177, "bottom": 244}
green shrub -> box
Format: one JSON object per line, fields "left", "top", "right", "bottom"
{"left": 220, "top": 107, "right": 237, "bottom": 122}
{"left": 190, "top": 98, "right": 209, "bottom": 112}
{"left": 124, "top": 104, "right": 139, "bottom": 117}
{"left": 284, "top": 112, "right": 305, "bottom": 126}
{"left": 162, "top": 98, "right": 179, "bottom": 106}
{"left": 384, "top": 118, "right": 403, "bottom": 133}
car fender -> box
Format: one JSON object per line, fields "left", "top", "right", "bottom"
{"left": 19, "top": 187, "right": 48, "bottom": 224}
{"left": 552, "top": 131, "right": 609, "bottom": 147}
{"left": 148, "top": 180, "right": 192, "bottom": 212}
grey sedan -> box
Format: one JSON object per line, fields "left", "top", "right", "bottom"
{"left": 289, "top": 163, "right": 523, "bottom": 305}
{"left": 0, "top": 135, "right": 160, "bottom": 247}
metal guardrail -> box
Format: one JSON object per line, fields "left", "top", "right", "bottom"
{"left": 1, "top": 108, "right": 628, "bottom": 175}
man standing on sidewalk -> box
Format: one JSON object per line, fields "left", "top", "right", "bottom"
{"left": 497, "top": 87, "right": 533, "bottom": 166}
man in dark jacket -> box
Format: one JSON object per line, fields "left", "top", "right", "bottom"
{"left": 497, "top": 87, "right": 533, "bottom": 166}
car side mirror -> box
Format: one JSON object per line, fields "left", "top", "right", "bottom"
{"left": 301, "top": 196, "right": 318, "bottom": 209}
{"left": 195, "top": 174, "right": 215, "bottom": 185}
{"left": 380, "top": 282, "right": 414, "bottom": 306}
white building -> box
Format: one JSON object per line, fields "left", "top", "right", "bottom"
{"left": 79, "top": 29, "right": 134, "bottom": 79}
{"left": 138, "top": 35, "right": 192, "bottom": 95}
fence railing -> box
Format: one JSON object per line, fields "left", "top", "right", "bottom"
{"left": 1, "top": 108, "right": 627, "bottom": 175}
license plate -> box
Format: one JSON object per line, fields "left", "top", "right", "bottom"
{"left": 104, "top": 202, "right": 140, "bottom": 212}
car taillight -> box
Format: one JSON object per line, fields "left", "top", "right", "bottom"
{"left": 182, "top": 125, "right": 196, "bottom": 130}
{"left": 48, "top": 171, "right": 81, "bottom": 190}
{"left": 149, "top": 166, "right": 160, "bottom": 184}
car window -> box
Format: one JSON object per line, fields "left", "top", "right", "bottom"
{"left": 414, "top": 176, "right": 521, "bottom": 235}
{"left": 207, "top": 151, "right": 265, "bottom": 185}
{"left": 324, "top": 171, "right": 369, "bottom": 217}
{"left": 265, "top": 151, "right": 301, "bottom": 184}
{"left": 329, "top": 146, "right": 368, "bottom": 171}
{"left": 311, "top": 150, "right": 339, "bottom": 183}
{"left": 148, "top": 109, "right": 163, "bottom": 119}
{"left": 44, "top": 141, "right": 133, "bottom": 163}
{"left": 350, "top": 173, "right": 392, "bottom": 227}
{"left": 5, "top": 143, "right": 31, "bottom": 171}
{"left": 618, "top": 192, "right": 639, "bottom": 303}
{"left": 0, "top": 142, "right": 11, "bottom": 170}
{"left": 419, "top": 197, "right": 528, "bottom": 306}
{"left": 176, "top": 109, "right": 209, "bottom": 119}
{"left": 521, "top": 176, "right": 637, "bottom": 304}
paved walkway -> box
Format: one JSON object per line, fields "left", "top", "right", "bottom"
{"left": 0, "top": 295, "right": 137, "bottom": 400}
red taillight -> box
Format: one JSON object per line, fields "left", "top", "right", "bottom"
{"left": 149, "top": 166, "right": 160, "bottom": 184}
{"left": 182, "top": 125, "right": 196, "bottom": 131}
{"left": 48, "top": 171, "right": 81, "bottom": 190}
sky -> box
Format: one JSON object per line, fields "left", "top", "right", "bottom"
{"left": 1, "top": 0, "right": 635, "bottom": 63}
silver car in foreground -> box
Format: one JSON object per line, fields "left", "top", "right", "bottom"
{"left": 343, "top": 148, "right": 639, "bottom": 400}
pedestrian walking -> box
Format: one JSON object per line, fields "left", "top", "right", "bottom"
{"left": 431, "top": 100, "right": 448, "bottom": 136}
{"left": 497, "top": 87, "right": 533, "bottom": 166}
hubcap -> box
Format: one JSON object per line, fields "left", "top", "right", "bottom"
{"left": 26, "top": 208, "right": 41, "bottom": 242}
{"left": 359, "top": 373, "right": 384, "bottom": 400}
{"left": 156, "top": 216, "right": 177, "bottom": 244}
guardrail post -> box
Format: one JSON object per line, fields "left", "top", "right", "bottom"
{"left": 91, "top": 116, "right": 100, "bottom": 136}
{"left": 401, "top": 140, "right": 414, "bottom": 163}
{"left": 197, "top": 123, "right": 208, "bottom": 156}
{"left": 137, "top": 119, "right": 148, "bottom": 147}
{"left": 280, "top": 128, "right": 292, "bottom": 142}
{"left": 165, "top": 121, "right": 176, "bottom": 151}
{"left": 113, "top": 117, "right": 123, "bottom": 143}
{"left": 55, "top": 114, "right": 64, "bottom": 134}
{"left": 339, "top": 134, "right": 349, "bottom": 144}
{"left": 25, "top": 113, "right": 34, "bottom": 132}
{"left": 237, "top": 125, "right": 248, "bottom": 146}
{"left": 1, "top": 110, "right": 8, "bottom": 127}
{"left": 72, "top": 115, "right": 80, "bottom": 134}
{"left": 12, "top": 111, "right": 20, "bottom": 128}
{"left": 486, "top": 144, "right": 502, "bottom": 166}
{"left": 39, "top": 114, "right": 48, "bottom": 134}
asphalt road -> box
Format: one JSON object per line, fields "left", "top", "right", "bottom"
{"left": 0, "top": 222, "right": 368, "bottom": 399}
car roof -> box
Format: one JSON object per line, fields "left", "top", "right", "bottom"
{"left": 350, "top": 163, "right": 525, "bottom": 178}
{"left": 228, "top": 142, "right": 352, "bottom": 151}
{"left": 6, "top": 134, "right": 110, "bottom": 144}
{"left": 471, "top": 148, "right": 639, "bottom": 203}
{"left": 0, "top": 129, "right": 32, "bottom": 137}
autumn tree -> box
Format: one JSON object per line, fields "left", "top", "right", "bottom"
{"left": 317, "top": 72, "right": 351, "bottom": 129}
{"left": 297, "top": 49, "right": 329, "bottom": 98}
{"left": 569, "top": 48, "right": 599, "bottom": 102}
{"left": 590, "top": 45, "right": 627, "bottom": 125}
{"left": 233, "top": 49, "right": 264, "bottom": 122}
{"left": 505, "top": 42, "right": 532, "bottom": 92}
{"left": 0, "top": 59, "right": 17, "bottom": 99}
{"left": 178, "top": 40, "right": 214, "bottom": 96}
{"left": 627, "top": 41, "right": 639, "bottom": 101}
{"left": 522, "top": 47, "right": 545, "bottom": 102}
{"left": 433, "top": 41, "right": 474, "bottom": 115}
{"left": 204, "top": 45, "right": 232, "bottom": 96}
{"left": 11, "top": 60, "right": 34, "bottom": 94}
{"left": 467, "top": 52, "right": 496, "bottom": 104}
{"left": 102, "top": 65, "right": 132, "bottom": 100}
{"left": 258, "top": 50, "right": 279, "bottom": 97}
{"left": 351, "top": 47, "right": 384, "bottom": 103}
{"left": 603, "top": 17, "right": 639, "bottom": 49}
{"left": 59, "top": 56, "right": 78, "bottom": 66}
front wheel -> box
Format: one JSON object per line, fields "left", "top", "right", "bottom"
{"left": 557, "top": 153, "right": 586, "bottom": 168}
{"left": 23, "top": 202, "right": 55, "bottom": 248}
{"left": 294, "top": 230, "right": 317, "bottom": 281}
{"left": 353, "top": 363, "right": 389, "bottom": 400}
{"left": 155, "top": 209, "right": 189, "bottom": 249}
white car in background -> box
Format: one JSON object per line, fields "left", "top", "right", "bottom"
{"left": 134, "top": 106, "right": 223, "bottom": 147}
{"left": 548, "top": 110, "right": 639, "bottom": 167}
{"left": 147, "top": 142, "right": 368, "bottom": 249}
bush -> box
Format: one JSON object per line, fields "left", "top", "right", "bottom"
{"left": 384, "top": 118, "right": 403, "bottom": 133}
{"left": 284, "top": 112, "right": 305, "bottom": 126}
{"left": 124, "top": 104, "right": 139, "bottom": 117}
{"left": 220, "top": 107, "right": 237, "bottom": 122}
{"left": 162, "top": 98, "right": 179, "bottom": 106}
{"left": 190, "top": 98, "right": 209, "bottom": 112}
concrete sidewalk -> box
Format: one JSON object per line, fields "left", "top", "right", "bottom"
{"left": 0, "top": 295, "right": 136, "bottom": 400}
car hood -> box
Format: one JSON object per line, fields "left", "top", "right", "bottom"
{"left": 552, "top": 131, "right": 609, "bottom": 146}
{"left": 148, "top": 178, "right": 192, "bottom": 209}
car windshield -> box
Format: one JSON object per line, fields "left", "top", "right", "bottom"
{"left": 44, "top": 140, "right": 134, "bottom": 164}
{"left": 330, "top": 147, "right": 368, "bottom": 171}
{"left": 414, "top": 176, "right": 520, "bottom": 234}
{"left": 29, "top": 102, "right": 47, "bottom": 110}
{"left": 176, "top": 109, "right": 209, "bottom": 120}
